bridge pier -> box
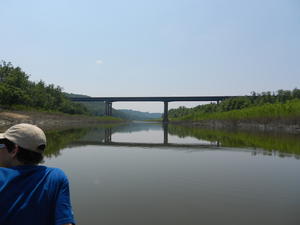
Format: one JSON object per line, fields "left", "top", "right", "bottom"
{"left": 105, "top": 102, "right": 108, "bottom": 116}
{"left": 109, "top": 102, "right": 112, "bottom": 116}
{"left": 105, "top": 102, "right": 113, "bottom": 116}
{"left": 163, "top": 101, "right": 169, "bottom": 123}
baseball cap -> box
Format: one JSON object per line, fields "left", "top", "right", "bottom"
{"left": 0, "top": 123, "right": 47, "bottom": 154}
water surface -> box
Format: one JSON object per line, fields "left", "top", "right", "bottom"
{"left": 44, "top": 122, "right": 300, "bottom": 225}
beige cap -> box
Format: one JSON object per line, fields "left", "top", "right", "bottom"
{"left": 0, "top": 123, "right": 46, "bottom": 154}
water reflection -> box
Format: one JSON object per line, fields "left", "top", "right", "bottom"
{"left": 168, "top": 124, "right": 300, "bottom": 158}
{"left": 43, "top": 123, "right": 300, "bottom": 225}
{"left": 44, "top": 122, "right": 300, "bottom": 159}
{"left": 44, "top": 128, "right": 91, "bottom": 157}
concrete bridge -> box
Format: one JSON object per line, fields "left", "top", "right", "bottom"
{"left": 70, "top": 96, "right": 236, "bottom": 122}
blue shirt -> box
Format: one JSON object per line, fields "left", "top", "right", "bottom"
{"left": 0, "top": 165, "right": 75, "bottom": 225}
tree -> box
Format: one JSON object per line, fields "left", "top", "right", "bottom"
{"left": 0, "top": 61, "right": 89, "bottom": 115}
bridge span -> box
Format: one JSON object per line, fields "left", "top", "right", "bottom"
{"left": 70, "top": 96, "right": 236, "bottom": 122}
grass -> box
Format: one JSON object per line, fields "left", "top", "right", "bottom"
{"left": 171, "top": 99, "right": 300, "bottom": 123}
{"left": 1, "top": 104, "right": 124, "bottom": 121}
{"left": 143, "top": 118, "right": 163, "bottom": 122}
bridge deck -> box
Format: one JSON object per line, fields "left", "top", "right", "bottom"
{"left": 70, "top": 96, "right": 236, "bottom": 102}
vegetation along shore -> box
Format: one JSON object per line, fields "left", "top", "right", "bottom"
{"left": 169, "top": 89, "right": 300, "bottom": 133}
{"left": 0, "top": 61, "right": 124, "bottom": 128}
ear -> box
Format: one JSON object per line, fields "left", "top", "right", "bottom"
{"left": 9, "top": 145, "right": 19, "bottom": 158}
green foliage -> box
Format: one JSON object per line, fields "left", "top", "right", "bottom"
{"left": 0, "top": 61, "right": 88, "bottom": 114}
{"left": 169, "top": 89, "right": 300, "bottom": 122}
{"left": 175, "top": 99, "right": 300, "bottom": 123}
{"left": 169, "top": 106, "right": 191, "bottom": 118}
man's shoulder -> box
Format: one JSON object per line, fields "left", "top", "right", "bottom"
{"left": 23, "top": 166, "right": 70, "bottom": 187}
{"left": 1, "top": 165, "right": 68, "bottom": 181}
{"left": 1, "top": 165, "right": 64, "bottom": 173}
{"left": 43, "top": 166, "right": 65, "bottom": 174}
{"left": 41, "top": 166, "right": 68, "bottom": 180}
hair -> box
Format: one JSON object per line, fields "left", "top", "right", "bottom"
{"left": 1, "top": 138, "right": 45, "bottom": 165}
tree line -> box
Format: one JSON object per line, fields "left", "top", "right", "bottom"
{"left": 0, "top": 61, "right": 88, "bottom": 114}
{"left": 169, "top": 89, "right": 300, "bottom": 118}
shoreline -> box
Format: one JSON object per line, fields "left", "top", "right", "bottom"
{"left": 0, "top": 110, "right": 124, "bottom": 131}
{"left": 1, "top": 110, "right": 300, "bottom": 134}
{"left": 170, "top": 120, "right": 300, "bottom": 134}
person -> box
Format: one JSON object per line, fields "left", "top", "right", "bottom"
{"left": 0, "top": 123, "right": 75, "bottom": 225}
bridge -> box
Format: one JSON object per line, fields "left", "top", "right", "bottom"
{"left": 70, "top": 96, "right": 236, "bottom": 122}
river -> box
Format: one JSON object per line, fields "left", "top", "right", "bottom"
{"left": 43, "top": 122, "right": 300, "bottom": 225}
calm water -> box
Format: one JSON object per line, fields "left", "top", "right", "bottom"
{"left": 43, "top": 122, "right": 300, "bottom": 225}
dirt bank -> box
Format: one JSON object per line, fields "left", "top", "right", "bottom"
{"left": 170, "top": 120, "right": 300, "bottom": 134}
{"left": 0, "top": 110, "right": 122, "bottom": 131}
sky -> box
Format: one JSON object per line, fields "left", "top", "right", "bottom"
{"left": 1, "top": 0, "right": 300, "bottom": 112}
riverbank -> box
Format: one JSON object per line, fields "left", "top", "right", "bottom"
{"left": 169, "top": 99, "right": 300, "bottom": 134}
{"left": 170, "top": 119, "right": 300, "bottom": 134}
{"left": 0, "top": 110, "right": 123, "bottom": 130}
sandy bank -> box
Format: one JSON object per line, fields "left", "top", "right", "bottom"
{"left": 0, "top": 110, "right": 122, "bottom": 131}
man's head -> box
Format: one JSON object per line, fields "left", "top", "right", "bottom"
{"left": 0, "top": 123, "right": 47, "bottom": 167}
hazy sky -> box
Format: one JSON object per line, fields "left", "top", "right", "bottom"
{"left": 1, "top": 0, "right": 300, "bottom": 112}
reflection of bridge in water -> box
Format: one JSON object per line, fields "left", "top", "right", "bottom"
{"left": 75, "top": 125, "right": 220, "bottom": 148}
{"left": 74, "top": 141, "right": 220, "bottom": 149}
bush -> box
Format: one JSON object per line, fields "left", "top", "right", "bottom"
{"left": 169, "top": 89, "right": 300, "bottom": 122}
{"left": 0, "top": 61, "right": 88, "bottom": 115}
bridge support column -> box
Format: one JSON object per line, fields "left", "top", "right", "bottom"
{"left": 105, "top": 102, "right": 113, "bottom": 116}
{"left": 108, "top": 102, "right": 112, "bottom": 116}
{"left": 163, "top": 101, "right": 169, "bottom": 123}
{"left": 105, "top": 102, "right": 108, "bottom": 116}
